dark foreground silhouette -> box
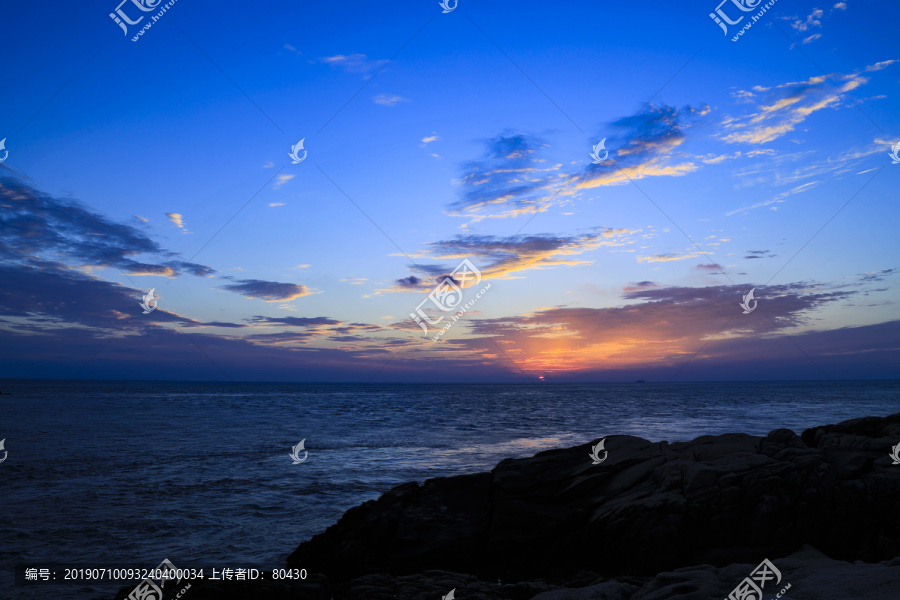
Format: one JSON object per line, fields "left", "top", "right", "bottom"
{"left": 114, "top": 413, "right": 900, "bottom": 599}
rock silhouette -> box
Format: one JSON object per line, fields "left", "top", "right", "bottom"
{"left": 288, "top": 414, "right": 900, "bottom": 584}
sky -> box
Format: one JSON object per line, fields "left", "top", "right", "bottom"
{"left": 0, "top": 0, "right": 898, "bottom": 382}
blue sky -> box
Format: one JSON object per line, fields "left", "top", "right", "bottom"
{"left": 1, "top": 0, "right": 898, "bottom": 381}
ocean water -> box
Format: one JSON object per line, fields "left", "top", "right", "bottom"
{"left": 1, "top": 379, "right": 898, "bottom": 599}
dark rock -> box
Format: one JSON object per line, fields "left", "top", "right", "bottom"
{"left": 295, "top": 547, "right": 900, "bottom": 600}
{"left": 289, "top": 413, "right": 900, "bottom": 584}
{"left": 618, "top": 546, "right": 900, "bottom": 599}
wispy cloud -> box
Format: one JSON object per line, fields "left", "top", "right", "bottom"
{"left": 744, "top": 250, "right": 776, "bottom": 259}
{"left": 273, "top": 174, "right": 294, "bottom": 189}
{"left": 721, "top": 63, "right": 894, "bottom": 144}
{"left": 318, "top": 53, "right": 387, "bottom": 76}
{"left": 865, "top": 60, "right": 898, "bottom": 72}
{"left": 373, "top": 94, "right": 409, "bottom": 106}
{"left": 637, "top": 251, "right": 703, "bottom": 263}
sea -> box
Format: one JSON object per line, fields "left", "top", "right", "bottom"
{"left": 1, "top": 379, "right": 898, "bottom": 599}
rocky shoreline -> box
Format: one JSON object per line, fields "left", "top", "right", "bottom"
{"left": 115, "top": 413, "right": 900, "bottom": 599}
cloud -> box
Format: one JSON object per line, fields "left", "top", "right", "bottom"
{"left": 249, "top": 316, "right": 340, "bottom": 327}
{"left": 787, "top": 3, "right": 851, "bottom": 42}
{"left": 448, "top": 133, "right": 565, "bottom": 221}
{"left": 435, "top": 230, "right": 635, "bottom": 278}
{"left": 721, "top": 139, "right": 889, "bottom": 216}
{"left": 448, "top": 105, "right": 709, "bottom": 223}
{"left": 865, "top": 60, "right": 898, "bottom": 72}
{"left": 269, "top": 202, "right": 286, "bottom": 207}
{"left": 384, "top": 229, "right": 639, "bottom": 293}
{"left": 0, "top": 258, "right": 244, "bottom": 340}
{"left": 720, "top": 69, "right": 879, "bottom": 144}
{"left": 791, "top": 8, "right": 824, "bottom": 31}
{"left": 165, "top": 213, "right": 185, "bottom": 229}
{"left": 318, "top": 54, "right": 387, "bottom": 76}
{"left": 273, "top": 174, "right": 294, "bottom": 190}
{"left": 284, "top": 43, "right": 302, "bottom": 56}
{"left": 185, "top": 321, "right": 248, "bottom": 329}
{"left": 637, "top": 251, "right": 703, "bottom": 263}
{"left": 572, "top": 104, "right": 708, "bottom": 191}
{"left": 373, "top": 94, "right": 409, "bottom": 106}
{"left": 0, "top": 246, "right": 895, "bottom": 382}
{"left": 393, "top": 275, "right": 425, "bottom": 290}
{"left": 421, "top": 134, "right": 440, "bottom": 145}
{"left": 859, "top": 268, "right": 897, "bottom": 283}
{"left": 0, "top": 176, "right": 213, "bottom": 278}
{"left": 340, "top": 278, "right": 368, "bottom": 285}
{"left": 244, "top": 316, "right": 386, "bottom": 347}
{"left": 727, "top": 178, "right": 824, "bottom": 215}
{"left": 459, "top": 283, "right": 868, "bottom": 377}
{"left": 623, "top": 281, "right": 659, "bottom": 293}
{"left": 219, "top": 278, "right": 313, "bottom": 302}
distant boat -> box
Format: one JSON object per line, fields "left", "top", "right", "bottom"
{"left": 634, "top": 380, "right": 646, "bottom": 383}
